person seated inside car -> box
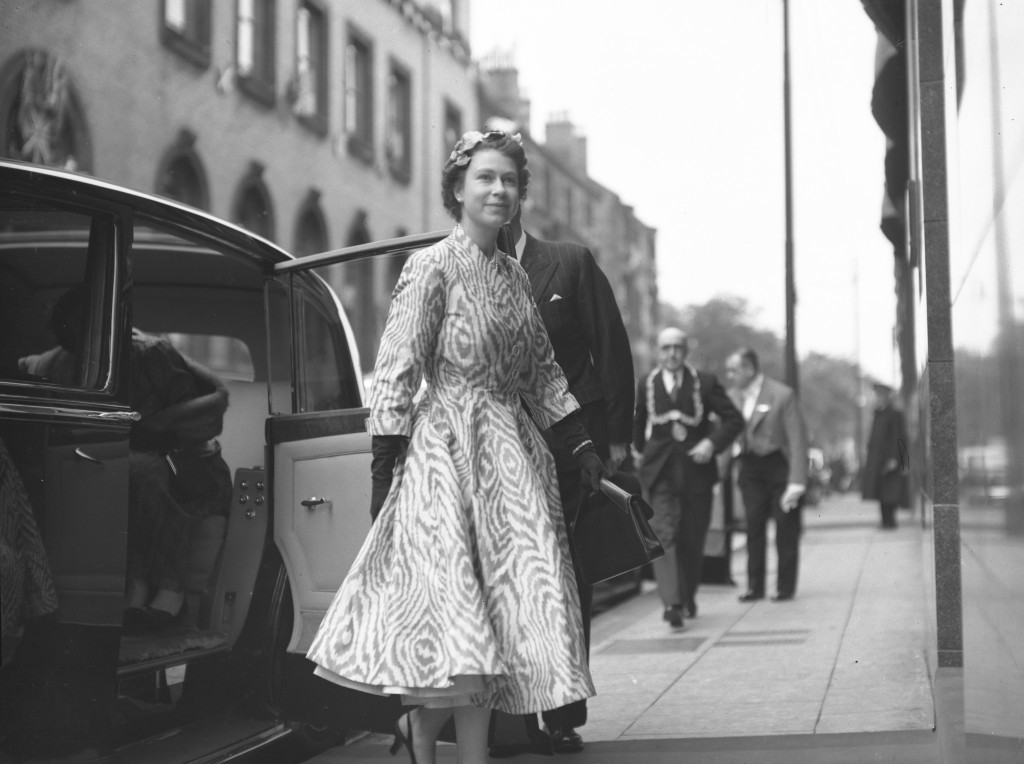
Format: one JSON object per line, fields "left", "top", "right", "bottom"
{"left": 20, "top": 286, "right": 233, "bottom": 634}
{"left": 125, "top": 328, "right": 233, "bottom": 634}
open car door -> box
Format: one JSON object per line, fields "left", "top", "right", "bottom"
{"left": 269, "top": 231, "right": 446, "bottom": 656}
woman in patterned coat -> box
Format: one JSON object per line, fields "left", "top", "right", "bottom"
{"left": 307, "top": 130, "right": 605, "bottom": 763}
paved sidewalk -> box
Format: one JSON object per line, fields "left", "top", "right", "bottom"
{"left": 584, "top": 492, "right": 932, "bottom": 741}
{"left": 311, "top": 493, "right": 943, "bottom": 762}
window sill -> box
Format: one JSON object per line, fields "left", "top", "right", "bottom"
{"left": 388, "top": 161, "right": 411, "bottom": 186}
{"left": 297, "top": 113, "right": 329, "bottom": 138}
{"left": 238, "top": 75, "right": 276, "bottom": 108}
{"left": 347, "top": 136, "right": 375, "bottom": 165}
{"left": 161, "top": 27, "right": 211, "bottom": 69}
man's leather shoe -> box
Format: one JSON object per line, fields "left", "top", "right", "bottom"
{"left": 685, "top": 599, "right": 698, "bottom": 618}
{"left": 738, "top": 591, "right": 764, "bottom": 602}
{"left": 771, "top": 592, "right": 795, "bottom": 602}
{"left": 662, "top": 606, "right": 684, "bottom": 628}
{"left": 549, "top": 727, "right": 584, "bottom": 754}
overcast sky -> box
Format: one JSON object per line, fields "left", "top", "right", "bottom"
{"left": 470, "top": 0, "right": 898, "bottom": 384}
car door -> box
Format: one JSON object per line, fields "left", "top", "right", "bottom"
{"left": 0, "top": 179, "right": 134, "bottom": 754}
{"left": 269, "top": 232, "right": 444, "bottom": 656}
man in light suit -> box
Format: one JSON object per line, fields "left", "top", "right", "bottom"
{"left": 724, "top": 348, "right": 809, "bottom": 602}
{"left": 632, "top": 328, "right": 743, "bottom": 627}
{"left": 507, "top": 210, "right": 634, "bottom": 753}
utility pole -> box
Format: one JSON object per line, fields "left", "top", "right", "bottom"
{"left": 782, "top": 0, "right": 799, "bottom": 394}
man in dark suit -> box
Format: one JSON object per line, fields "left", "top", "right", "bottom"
{"left": 633, "top": 328, "right": 743, "bottom": 627}
{"left": 862, "top": 382, "right": 909, "bottom": 529}
{"left": 508, "top": 210, "right": 634, "bottom": 753}
{"left": 725, "top": 348, "right": 809, "bottom": 602}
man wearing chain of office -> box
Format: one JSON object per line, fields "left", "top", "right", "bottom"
{"left": 632, "top": 327, "right": 743, "bottom": 628}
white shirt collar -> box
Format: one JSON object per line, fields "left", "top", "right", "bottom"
{"left": 661, "top": 367, "right": 683, "bottom": 390}
{"left": 741, "top": 374, "right": 764, "bottom": 419}
{"left": 514, "top": 232, "right": 526, "bottom": 260}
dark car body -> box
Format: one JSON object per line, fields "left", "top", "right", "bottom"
{"left": 0, "top": 159, "right": 428, "bottom": 762}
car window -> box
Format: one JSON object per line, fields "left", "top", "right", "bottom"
{"left": 0, "top": 201, "right": 114, "bottom": 391}
{"left": 293, "top": 272, "right": 362, "bottom": 412}
{"left": 316, "top": 251, "right": 410, "bottom": 397}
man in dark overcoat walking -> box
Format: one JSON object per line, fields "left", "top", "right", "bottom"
{"left": 862, "top": 382, "right": 909, "bottom": 528}
{"left": 507, "top": 209, "right": 635, "bottom": 753}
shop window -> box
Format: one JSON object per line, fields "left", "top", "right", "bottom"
{"left": 161, "top": 0, "right": 212, "bottom": 68}
{"left": 293, "top": 1, "right": 328, "bottom": 134}
{"left": 386, "top": 60, "right": 412, "bottom": 183}
{"left": 237, "top": 0, "right": 276, "bottom": 106}
{"left": 344, "top": 27, "right": 374, "bottom": 164}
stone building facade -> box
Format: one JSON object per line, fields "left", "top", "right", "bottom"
{"left": 0, "top": 0, "right": 477, "bottom": 368}
{"left": 478, "top": 62, "right": 659, "bottom": 372}
{"left": 1, "top": 0, "right": 657, "bottom": 373}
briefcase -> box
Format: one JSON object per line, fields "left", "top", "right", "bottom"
{"left": 570, "top": 474, "right": 664, "bottom": 586}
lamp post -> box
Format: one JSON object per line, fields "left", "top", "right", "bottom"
{"left": 782, "top": 0, "right": 799, "bottom": 394}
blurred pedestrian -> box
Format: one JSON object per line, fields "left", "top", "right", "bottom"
{"left": 507, "top": 207, "right": 635, "bottom": 753}
{"left": 633, "top": 328, "right": 743, "bottom": 627}
{"left": 306, "top": 129, "right": 604, "bottom": 764}
{"left": 862, "top": 382, "right": 909, "bottom": 529}
{"left": 725, "top": 348, "right": 808, "bottom": 603}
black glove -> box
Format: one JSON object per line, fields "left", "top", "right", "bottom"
{"left": 550, "top": 412, "right": 606, "bottom": 495}
{"left": 369, "top": 434, "right": 408, "bottom": 521}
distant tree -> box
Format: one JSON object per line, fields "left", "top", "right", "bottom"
{"left": 798, "top": 352, "right": 861, "bottom": 454}
{"left": 675, "top": 295, "right": 783, "bottom": 380}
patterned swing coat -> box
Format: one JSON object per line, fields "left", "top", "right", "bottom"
{"left": 307, "top": 226, "right": 595, "bottom": 714}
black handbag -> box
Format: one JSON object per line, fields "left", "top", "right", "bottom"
{"left": 570, "top": 473, "right": 664, "bottom": 585}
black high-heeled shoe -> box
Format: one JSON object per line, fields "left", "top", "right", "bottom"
{"left": 389, "top": 711, "right": 417, "bottom": 764}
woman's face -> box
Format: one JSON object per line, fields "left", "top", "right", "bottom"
{"left": 456, "top": 148, "right": 520, "bottom": 234}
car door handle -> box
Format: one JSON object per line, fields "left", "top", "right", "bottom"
{"left": 301, "top": 497, "right": 332, "bottom": 511}
{"left": 74, "top": 447, "right": 103, "bottom": 465}
{"left": 96, "top": 410, "right": 142, "bottom": 423}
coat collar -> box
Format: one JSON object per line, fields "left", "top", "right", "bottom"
{"left": 520, "top": 233, "right": 559, "bottom": 303}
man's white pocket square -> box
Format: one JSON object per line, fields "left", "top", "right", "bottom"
{"left": 756, "top": 403, "right": 771, "bottom": 413}
{"left": 549, "top": 294, "right": 562, "bottom": 302}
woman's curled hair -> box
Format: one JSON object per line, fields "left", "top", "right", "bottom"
{"left": 441, "top": 130, "right": 530, "bottom": 221}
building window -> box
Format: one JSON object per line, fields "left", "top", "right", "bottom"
{"left": 161, "top": 0, "right": 212, "bottom": 68}
{"left": 233, "top": 163, "right": 275, "bottom": 240}
{"left": 344, "top": 27, "right": 374, "bottom": 164}
{"left": 237, "top": 0, "right": 276, "bottom": 106}
{"left": 155, "top": 133, "right": 209, "bottom": 210}
{"left": 386, "top": 60, "right": 412, "bottom": 184}
{"left": 442, "top": 100, "right": 461, "bottom": 170}
{"left": 294, "top": 190, "right": 328, "bottom": 256}
{"left": 293, "top": 1, "right": 328, "bottom": 134}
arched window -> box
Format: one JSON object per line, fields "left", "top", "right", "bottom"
{"left": 155, "top": 130, "right": 209, "bottom": 210}
{"left": 334, "top": 210, "right": 373, "bottom": 365}
{"left": 0, "top": 49, "right": 93, "bottom": 171}
{"left": 294, "top": 190, "right": 329, "bottom": 256}
{"left": 233, "top": 162, "right": 275, "bottom": 240}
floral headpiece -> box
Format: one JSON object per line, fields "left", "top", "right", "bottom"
{"left": 448, "top": 129, "right": 523, "bottom": 167}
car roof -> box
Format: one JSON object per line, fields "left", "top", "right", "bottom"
{"left": 0, "top": 158, "right": 295, "bottom": 267}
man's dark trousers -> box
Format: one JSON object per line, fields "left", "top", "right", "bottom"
{"left": 541, "top": 465, "right": 591, "bottom": 731}
{"left": 738, "top": 451, "right": 802, "bottom": 597}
